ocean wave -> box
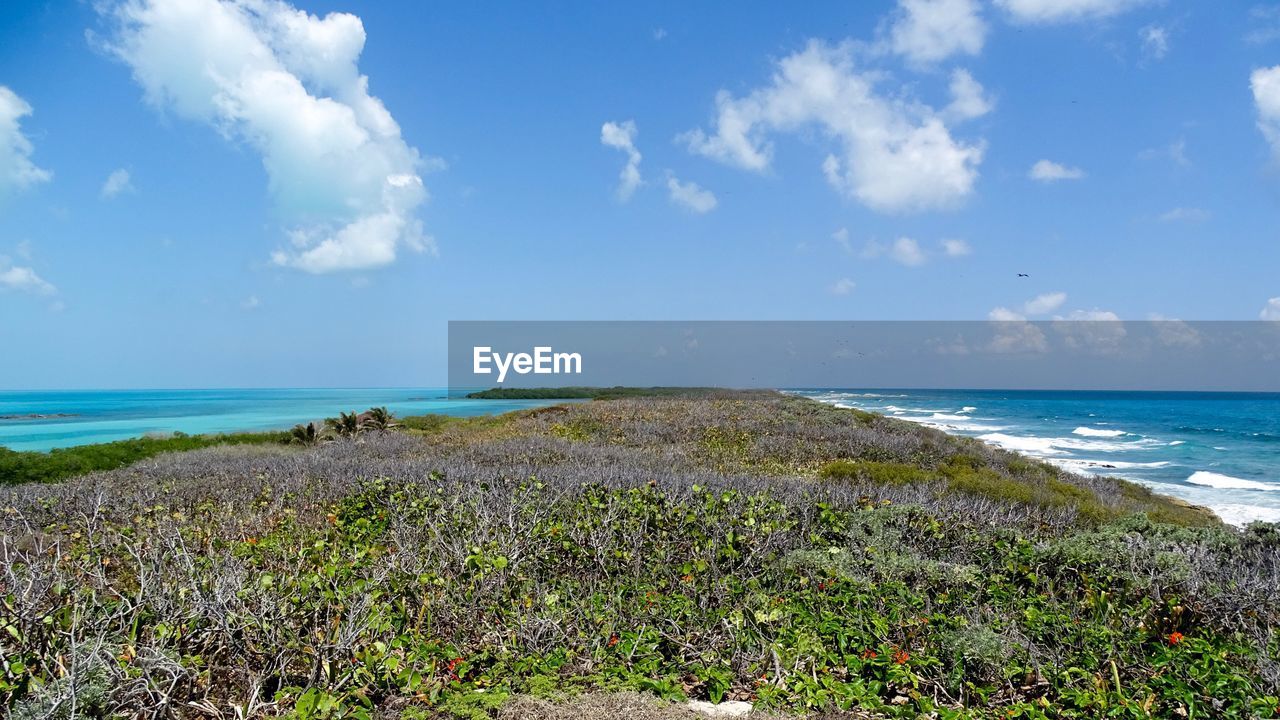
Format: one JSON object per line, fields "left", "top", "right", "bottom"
{"left": 1072, "top": 426, "right": 1127, "bottom": 438}
{"left": 1168, "top": 440, "right": 1185, "bottom": 446}
{"left": 959, "top": 406, "right": 977, "bottom": 413}
{"left": 1187, "top": 471, "right": 1277, "bottom": 492}
{"left": 1208, "top": 503, "right": 1280, "bottom": 527}
{"left": 1050, "top": 458, "right": 1173, "bottom": 472}
{"left": 978, "top": 432, "right": 1152, "bottom": 456}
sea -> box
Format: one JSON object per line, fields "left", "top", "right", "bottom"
{"left": 0, "top": 388, "right": 557, "bottom": 454}
{"left": 793, "top": 389, "right": 1280, "bottom": 527}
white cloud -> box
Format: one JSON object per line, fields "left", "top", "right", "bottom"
{"left": 15, "top": 240, "right": 32, "bottom": 260}
{"left": 601, "top": 120, "right": 642, "bottom": 200}
{"left": 241, "top": 294, "right": 260, "bottom": 309}
{"left": 1247, "top": 5, "right": 1280, "bottom": 45}
{"left": 101, "top": 168, "right": 134, "bottom": 198}
{"left": 1159, "top": 207, "right": 1210, "bottom": 223}
{"left": 1029, "top": 159, "right": 1085, "bottom": 182}
{"left": 944, "top": 69, "right": 994, "bottom": 121}
{"left": 0, "top": 255, "right": 56, "bottom": 295}
{"left": 988, "top": 306, "right": 1025, "bottom": 322}
{"left": 888, "top": 0, "right": 987, "bottom": 65}
{"left": 1148, "top": 315, "right": 1202, "bottom": 348}
{"left": 941, "top": 238, "right": 971, "bottom": 257}
{"left": 1262, "top": 297, "right": 1280, "bottom": 321}
{"left": 830, "top": 277, "right": 856, "bottom": 295}
{"left": 1023, "top": 291, "right": 1066, "bottom": 315}
{"left": 995, "top": 0, "right": 1152, "bottom": 24}
{"left": 832, "top": 227, "right": 853, "bottom": 254}
{"left": 666, "top": 175, "right": 717, "bottom": 213}
{"left": 890, "top": 237, "right": 926, "bottom": 266}
{"left": 1053, "top": 310, "right": 1126, "bottom": 353}
{"left": 1140, "top": 24, "right": 1169, "bottom": 60}
{"left": 681, "top": 40, "right": 985, "bottom": 213}
{"left": 987, "top": 308, "right": 1048, "bottom": 353}
{"left": 107, "top": 0, "right": 430, "bottom": 273}
{"left": 0, "top": 86, "right": 53, "bottom": 195}
{"left": 1252, "top": 65, "right": 1280, "bottom": 158}
{"left": 653, "top": 27, "right": 668, "bottom": 41}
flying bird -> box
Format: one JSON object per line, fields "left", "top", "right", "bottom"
{"left": 1017, "top": 273, "right": 1030, "bottom": 277}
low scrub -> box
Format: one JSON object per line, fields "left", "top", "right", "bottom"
{"left": 0, "top": 392, "right": 1272, "bottom": 719}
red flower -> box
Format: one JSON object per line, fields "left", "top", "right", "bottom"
{"left": 1168, "top": 632, "right": 1184, "bottom": 646}
{"left": 892, "top": 649, "right": 910, "bottom": 665}
{"left": 860, "top": 648, "right": 877, "bottom": 660}
{"left": 608, "top": 635, "right": 619, "bottom": 647}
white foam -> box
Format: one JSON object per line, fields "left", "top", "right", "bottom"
{"left": 1208, "top": 504, "right": 1280, "bottom": 527}
{"left": 1168, "top": 440, "right": 1185, "bottom": 446}
{"left": 960, "top": 406, "right": 977, "bottom": 413}
{"left": 1049, "top": 458, "right": 1173, "bottom": 473}
{"left": 1073, "top": 426, "right": 1127, "bottom": 438}
{"left": 1187, "top": 471, "right": 1277, "bottom": 492}
{"left": 978, "top": 432, "right": 1150, "bottom": 456}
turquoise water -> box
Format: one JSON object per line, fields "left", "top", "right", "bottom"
{"left": 794, "top": 389, "right": 1280, "bottom": 527}
{"left": 0, "top": 388, "right": 557, "bottom": 452}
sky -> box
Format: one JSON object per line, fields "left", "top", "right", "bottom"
{"left": 1, "top": 0, "right": 1279, "bottom": 388}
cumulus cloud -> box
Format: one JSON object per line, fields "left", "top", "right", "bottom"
{"left": 1053, "top": 309, "right": 1126, "bottom": 353}
{"left": 1023, "top": 291, "right": 1067, "bottom": 315}
{"left": 0, "top": 255, "right": 56, "bottom": 295}
{"left": 940, "top": 238, "right": 971, "bottom": 257}
{"left": 681, "top": 40, "right": 985, "bottom": 213}
{"left": 105, "top": 0, "right": 431, "bottom": 273}
{"left": 1262, "top": 297, "right": 1280, "bottom": 321}
{"left": 101, "top": 168, "right": 134, "bottom": 198}
{"left": 830, "top": 277, "right": 856, "bottom": 295}
{"left": 601, "top": 120, "right": 642, "bottom": 200}
{"left": 944, "top": 69, "right": 994, "bottom": 121}
{"left": 889, "top": 237, "right": 926, "bottom": 266}
{"left": 995, "top": 0, "right": 1152, "bottom": 24}
{"left": 987, "top": 308, "right": 1048, "bottom": 353}
{"left": 0, "top": 86, "right": 53, "bottom": 195}
{"left": 666, "top": 175, "right": 717, "bottom": 213}
{"left": 888, "top": 0, "right": 987, "bottom": 65}
{"left": 1253, "top": 65, "right": 1280, "bottom": 158}
{"left": 1029, "top": 159, "right": 1085, "bottom": 182}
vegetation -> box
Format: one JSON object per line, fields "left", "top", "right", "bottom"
{"left": 0, "top": 430, "right": 290, "bottom": 485}
{"left": 464, "top": 387, "right": 721, "bottom": 400}
{"left": 2, "top": 407, "right": 405, "bottom": 485}
{"left": 1, "top": 392, "right": 1277, "bottom": 719}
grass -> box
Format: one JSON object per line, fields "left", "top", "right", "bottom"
{"left": 0, "top": 430, "right": 290, "bottom": 485}
{"left": 1, "top": 391, "right": 1274, "bottom": 719}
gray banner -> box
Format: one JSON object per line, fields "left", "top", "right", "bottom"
{"left": 447, "top": 321, "right": 1280, "bottom": 394}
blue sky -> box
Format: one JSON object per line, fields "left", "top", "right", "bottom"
{"left": 1, "top": 0, "right": 1279, "bottom": 388}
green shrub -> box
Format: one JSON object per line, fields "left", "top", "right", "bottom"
{"left": 818, "top": 459, "right": 934, "bottom": 485}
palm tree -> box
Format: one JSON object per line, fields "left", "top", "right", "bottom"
{"left": 290, "top": 422, "right": 320, "bottom": 445}
{"left": 325, "top": 411, "right": 362, "bottom": 438}
{"left": 363, "top": 406, "right": 399, "bottom": 432}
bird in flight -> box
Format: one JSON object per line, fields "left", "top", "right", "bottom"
{"left": 1017, "top": 273, "right": 1030, "bottom": 277}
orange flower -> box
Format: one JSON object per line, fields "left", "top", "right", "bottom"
{"left": 860, "top": 648, "right": 877, "bottom": 660}
{"left": 1168, "top": 632, "right": 1184, "bottom": 646}
{"left": 892, "top": 649, "right": 910, "bottom": 665}
{"left": 608, "top": 635, "right": 619, "bottom": 647}
{"left": 245, "top": 537, "right": 259, "bottom": 545}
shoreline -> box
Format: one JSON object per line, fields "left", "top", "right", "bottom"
{"left": 798, "top": 389, "right": 1279, "bottom": 527}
